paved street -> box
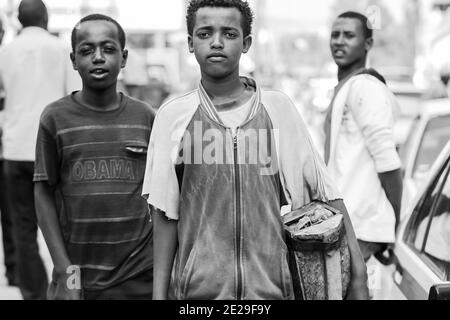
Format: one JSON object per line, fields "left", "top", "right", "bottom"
{"left": 366, "top": 256, "right": 406, "bottom": 300}
{"left": 0, "top": 227, "right": 407, "bottom": 300}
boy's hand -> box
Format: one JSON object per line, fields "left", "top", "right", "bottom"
{"left": 49, "top": 280, "right": 82, "bottom": 300}
{"left": 345, "top": 247, "right": 370, "bottom": 300}
{"left": 48, "top": 266, "right": 82, "bottom": 300}
{"left": 327, "top": 200, "right": 370, "bottom": 300}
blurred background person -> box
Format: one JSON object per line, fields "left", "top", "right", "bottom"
{"left": 324, "top": 11, "right": 403, "bottom": 288}
{"left": 0, "top": 0, "right": 80, "bottom": 300}
{"left": 0, "top": 15, "right": 17, "bottom": 289}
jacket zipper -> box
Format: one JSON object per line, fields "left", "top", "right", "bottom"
{"left": 233, "top": 130, "right": 243, "bottom": 300}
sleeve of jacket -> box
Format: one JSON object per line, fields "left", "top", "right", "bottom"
{"left": 142, "top": 92, "right": 199, "bottom": 221}
{"left": 142, "top": 103, "right": 182, "bottom": 221}
{"left": 347, "top": 76, "right": 401, "bottom": 173}
{"left": 263, "top": 90, "right": 342, "bottom": 210}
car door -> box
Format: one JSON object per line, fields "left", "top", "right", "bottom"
{"left": 394, "top": 155, "right": 450, "bottom": 299}
{"left": 401, "top": 115, "right": 450, "bottom": 214}
{"left": 399, "top": 115, "right": 421, "bottom": 212}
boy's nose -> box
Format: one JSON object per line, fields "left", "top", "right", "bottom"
{"left": 333, "top": 34, "right": 345, "bottom": 45}
{"left": 210, "top": 34, "right": 224, "bottom": 49}
{"left": 92, "top": 48, "right": 106, "bottom": 63}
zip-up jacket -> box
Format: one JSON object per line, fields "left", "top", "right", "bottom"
{"left": 143, "top": 78, "right": 341, "bottom": 300}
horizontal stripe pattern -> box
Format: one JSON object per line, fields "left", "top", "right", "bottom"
{"left": 79, "top": 264, "right": 116, "bottom": 271}
{"left": 56, "top": 127, "right": 151, "bottom": 151}
{"left": 69, "top": 214, "right": 149, "bottom": 244}
{"left": 34, "top": 94, "right": 154, "bottom": 289}
{"left": 56, "top": 124, "right": 150, "bottom": 136}
{"left": 72, "top": 212, "right": 147, "bottom": 223}
{"left": 70, "top": 235, "right": 148, "bottom": 246}
{"left": 62, "top": 140, "right": 147, "bottom": 151}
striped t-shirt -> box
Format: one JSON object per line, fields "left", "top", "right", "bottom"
{"left": 34, "top": 92, "right": 155, "bottom": 290}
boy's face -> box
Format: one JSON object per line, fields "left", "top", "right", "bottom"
{"left": 71, "top": 20, "right": 127, "bottom": 90}
{"left": 329, "top": 18, "right": 372, "bottom": 69}
{"left": 188, "top": 7, "right": 252, "bottom": 80}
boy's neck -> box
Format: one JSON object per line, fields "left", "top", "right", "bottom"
{"left": 337, "top": 59, "right": 366, "bottom": 82}
{"left": 201, "top": 72, "right": 248, "bottom": 108}
{"left": 78, "top": 85, "right": 121, "bottom": 111}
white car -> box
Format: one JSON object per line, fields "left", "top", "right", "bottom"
{"left": 394, "top": 141, "right": 450, "bottom": 300}
{"left": 399, "top": 98, "right": 450, "bottom": 216}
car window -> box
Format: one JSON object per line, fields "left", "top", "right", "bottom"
{"left": 422, "top": 175, "right": 450, "bottom": 267}
{"left": 405, "top": 156, "right": 450, "bottom": 280}
{"left": 413, "top": 115, "right": 450, "bottom": 179}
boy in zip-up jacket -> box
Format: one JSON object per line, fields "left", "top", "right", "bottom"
{"left": 143, "top": 0, "right": 369, "bottom": 300}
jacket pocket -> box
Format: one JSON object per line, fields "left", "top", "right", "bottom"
{"left": 125, "top": 141, "right": 148, "bottom": 155}
{"left": 179, "top": 246, "right": 197, "bottom": 300}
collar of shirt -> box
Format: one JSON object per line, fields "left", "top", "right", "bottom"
{"left": 19, "top": 26, "right": 49, "bottom": 37}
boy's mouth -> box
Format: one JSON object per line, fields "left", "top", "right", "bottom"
{"left": 90, "top": 68, "right": 109, "bottom": 79}
{"left": 207, "top": 53, "right": 227, "bottom": 62}
{"left": 332, "top": 48, "right": 346, "bottom": 58}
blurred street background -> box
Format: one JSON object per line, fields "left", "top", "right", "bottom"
{"left": 1, "top": 0, "right": 450, "bottom": 300}
{"left": 1, "top": 0, "right": 445, "bottom": 112}
{"left": 1, "top": 0, "right": 448, "bottom": 141}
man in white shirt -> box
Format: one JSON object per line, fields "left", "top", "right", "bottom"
{"left": 0, "top": 16, "right": 18, "bottom": 289}
{"left": 324, "top": 11, "right": 403, "bottom": 263}
{"left": 0, "top": 0, "right": 80, "bottom": 299}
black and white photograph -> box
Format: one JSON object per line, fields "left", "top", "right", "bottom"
{"left": 0, "top": 0, "right": 449, "bottom": 307}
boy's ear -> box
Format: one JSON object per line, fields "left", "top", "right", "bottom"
{"left": 70, "top": 52, "right": 78, "bottom": 71}
{"left": 188, "top": 35, "right": 194, "bottom": 53}
{"left": 242, "top": 35, "right": 252, "bottom": 54}
{"left": 121, "top": 49, "right": 128, "bottom": 69}
{"left": 365, "top": 37, "right": 373, "bottom": 52}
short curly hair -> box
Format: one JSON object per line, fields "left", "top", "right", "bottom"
{"left": 186, "top": 0, "right": 254, "bottom": 37}
{"left": 338, "top": 11, "right": 373, "bottom": 39}
{"left": 71, "top": 14, "right": 126, "bottom": 53}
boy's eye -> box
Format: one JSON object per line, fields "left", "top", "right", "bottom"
{"left": 197, "top": 32, "right": 210, "bottom": 39}
{"left": 224, "top": 32, "right": 238, "bottom": 39}
{"left": 79, "top": 48, "right": 93, "bottom": 55}
{"left": 331, "top": 32, "right": 340, "bottom": 38}
{"left": 103, "top": 46, "right": 116, "bottom": 53}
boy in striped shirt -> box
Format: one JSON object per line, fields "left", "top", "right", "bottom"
{"left": 34, "top": 14, "right": 155, "bottom": 300}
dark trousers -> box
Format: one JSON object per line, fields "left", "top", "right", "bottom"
{"left": 4, "top": 160, "right": 48, "bottom": 300}
{"left": 0, "top": 160, "right": 16, "bottom": 284}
